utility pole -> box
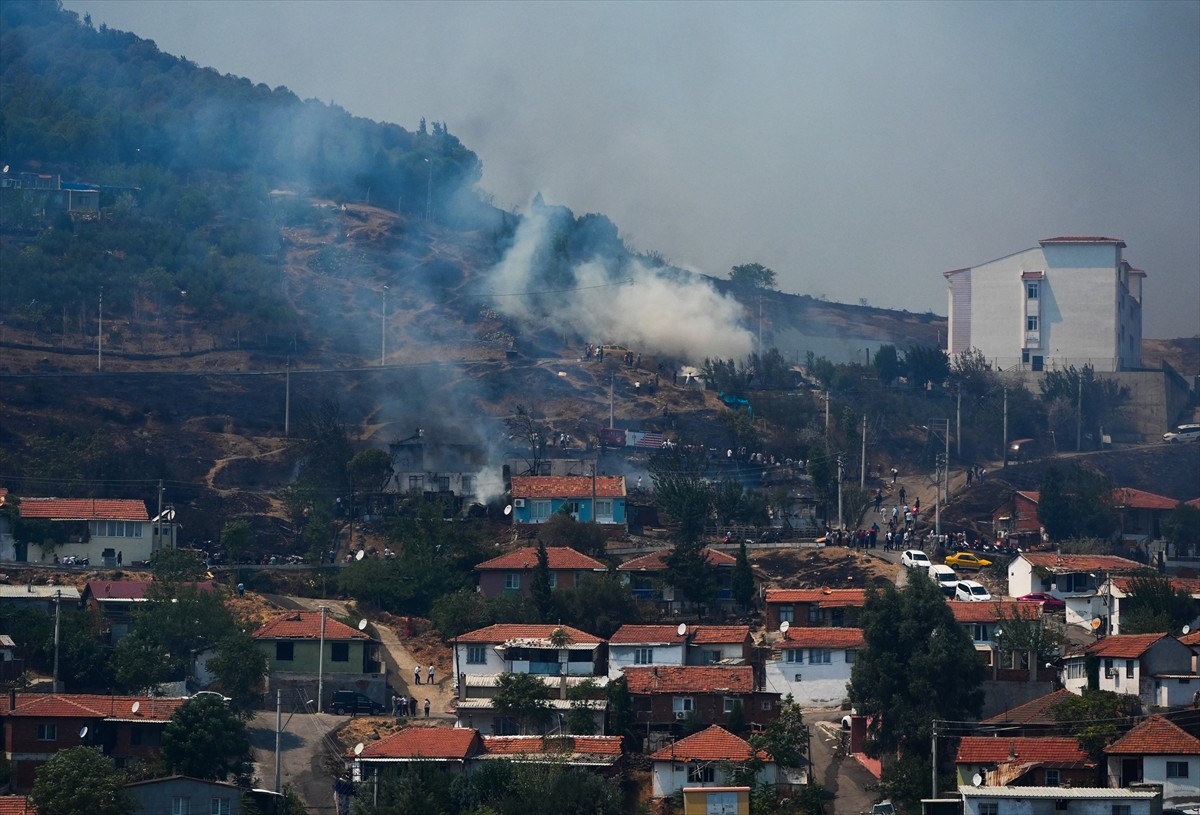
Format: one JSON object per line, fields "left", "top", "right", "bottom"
{"left": 836, "top": 455, "right": 844, "bottom": 531}
{"left": 931, "top": 719, "right": 939, "bottom": 798}
{"left": 956, "top": 389, "right": 962, "bottom": 458}
{"left": 97, "top": 287, "right": 103, "bottom": 372}
{"left": 609, "top": 374, "right": 614, "bottom": 428}
{"left": 284, "top": 359, "right": 291, "bottom": 437}
{"left": 824, "top": 392, "right": 830, "bottom": 440}
{"left": 52, "top": 590, "right": 61, "bottom": 693}
{"left": 274, "top": 689, "right": 282, "bottom": 792}
{"left": 155, "top": 480, "right": 164, "bottom": 551}
{"left": 380, "top": 285, "right": 388, "bottom": 366}
{"left": 859, "top": 414, "right": 867, "bottom": 489}
{"left": 1002, "top": 384, "right": 1009, "bottom": 466}
{"left": 316, "top": 606, "right": 327, "bottom": 713}
{"left": 934, "top": 454, "right": 944, "bottom": 537}
{"left": 1075, "top": 375, "right": 1083, "bottom": 452}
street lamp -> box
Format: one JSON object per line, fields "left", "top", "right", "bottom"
{"left": 380, "top": 285, "right": 389, "bottom": 366}
{"left": 424, "top": 158, "right": 432, "bottom": 222}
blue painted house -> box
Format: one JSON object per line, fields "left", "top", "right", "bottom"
{"left": 509, "top": 475, "right": 627, "bottom": 526}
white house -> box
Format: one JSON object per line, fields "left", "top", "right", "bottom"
{"left": 6, "top": 497, "right": 176, "bottom": 565}
{"left": 949, "top": 601, "right": 1046, "bottom": 672}
{"left": 960, "top": 785, "right": 1159, "bottom": 815}
{"left": 944, "top": 236, "right": 1144, "bottom": 373}
{"left": 1061, "top": 634, "right": 1198, "bottom": 708}
{"left": 1106, "top": 714, "right": 1200, "bottom": 812}
{"left": 1007, "top": 553, "right": 1142, "bottom": 631}
{"left": 607, "top": 624, "right": 750, "bottom": 680}
{"left": 763, "top": 627, "right": 863, "bottom": 707}
{"left": 648, "top": 725, "right": 776, "bottom": 798}
{"left": 1102, "top": 576, "right": 1200, "bottom": 636}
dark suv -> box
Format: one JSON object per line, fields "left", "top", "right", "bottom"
{"left": 328, "top": 690, "right": 384, "bottom": 716}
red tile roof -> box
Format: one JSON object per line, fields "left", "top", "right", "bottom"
{"left": 475, "top": 546, "right": 606, "bottom": 572}
{"left": 1110, "top": 576, "right": 1200, "bottom": 596}
{"left": 648, "top": 725, "right": 770, "bottom": 763}
{"left": 956, "top": 736, "right": 1089, "bottom": 765}
{"left": 482, "top": 735, "right": 623, "bottom": 756}
{"left": 765, "top": 588, "right": 866, "bottom": 607}
{"left": 1111, "top": 487, "right": 1178, "bottom": 511}
{"left": 981, "top": 689, "right": 1075, "bottom": 725}
{"left": 1181, "top": 630, "right": 1200, "bottom": 647}
{"left": 0, "top": 797, "right": 35, "bottom": 815}
{"left": 617, "top": 547, "right": 736, "bottom": 571}
{"left": 16, "top": 497, "right": 149, "bottom": 521}
{"left": 780, "top": 628, "right": 864, "bottom": 648}
{"left": 950, "top": 602, "right": 1041, "bottom": 624}
{"left": 1, "top": 693, "right": 184, "bottom": 722}
{"left": 84, "top": 580, "right": 216, "bottom": 601}
{"left": 1086, "top": 633, "right": 1166, "bottom": 659}
{"left": 510, "top": 475, "right": 626, "bottom": 499}
{"left": 453, "top": 624, "right": 602, "bottom": 646}
{"left": 689, "top": 626, "right": 750, "bottom": 645}
{"left": 609, "top": 624, "right": 688, "bottom": 645}
{"left": 1019, "top": 553, "right": 1143, "bottom": 574}
{"left": 252, "top": 611, "right": 372, "bottom": 641}
{"left": 358, "top": 726, "right": 483, "bottom": 759}
{"left": 1106, "top": 715, "right": 1200, "bottom": 755}
{"left": 623, "top": 665, "right": 754, "bottom": 695}
{"left": 1039, "top": 236, "right": 1125, "bottom": 246}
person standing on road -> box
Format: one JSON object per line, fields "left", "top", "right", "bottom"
{"left": 391, "top": 694, "right": 400, "bottom": 718}
{"left": 427, "top": 663, "right": 435, "bottom": 684}
{"left": 423, "top": 698, "right": 431, "bottom": 717}
{"left": 399, "top": 696, "right": 408, "bottom": 717}
{"left": 413, "top": 665, "right": 421, "bottom": 685}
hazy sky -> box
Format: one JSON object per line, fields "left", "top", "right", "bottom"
{"left": 67, "top": 0, "right": 1200, "bottom": 339}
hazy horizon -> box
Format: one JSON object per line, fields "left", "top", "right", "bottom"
{"left": 66, "top": 0, "right": 1200, "bottom": 339}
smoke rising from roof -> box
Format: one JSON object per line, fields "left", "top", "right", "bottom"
{"left": 486, "top": 203, "right": 754, "bottom": 361}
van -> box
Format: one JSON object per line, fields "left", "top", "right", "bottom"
{"left": 1008, "top": 438, "right": 1040, "bottom": 460}
{"left": 928, "top": 564, "right": 958, "bottom": 597}
{"left": 327, "top": 690, "right": 384, "bottom": 716}
{"left": 1163, "top": 423, "right": 1200, "bottom": 443}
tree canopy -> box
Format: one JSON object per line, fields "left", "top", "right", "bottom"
{"left": 728, "top": 262, "right": 776, "bottom": 289}
{"left": 29, "top": 747, "right": 134, "bottom": 815}
{"left": 161, "top": 694, "right": 252, "bottom": 781}
{"left": 1037, "top": 464, "right": 1119, "bottom": 541}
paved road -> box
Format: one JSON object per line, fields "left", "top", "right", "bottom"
{"left": 248, "top": 709, "right": 345, "bottom": 815}
{"left": 805, "top": 707, "right": 881, "bottom": 814}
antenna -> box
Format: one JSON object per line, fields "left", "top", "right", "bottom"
{"left": 504, "top": 505, "right": 513, "bottom": 516}
{"left": 676, "top": 622, "right": 687, "bottom": 637}
{"left": 354, "top": 742, "right": 365, "bottom": 756}
{"left": 972, "top": 772, "right": 983, "bottom": 787}
{"left": 358, "top": 619, "right": 368, "bottom": 631}
{"left": 1183, "top": 625, "right": 1191, "bottom": 635}
{"left": 355, "top": 550, "right": 365, "bottom": 561}
{"left": 131, "top": 701, "right": 140, "bottom": 714}
{"left": 79, "top": 725, "right": 88, "bottom": 739}
{"left": 779, "top": 620, "right": 790, "bottom": 634}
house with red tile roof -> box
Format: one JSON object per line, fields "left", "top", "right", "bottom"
{"left": 1100, "top": 575, "right": 1200, "bottom": 636}
{"left": 81, "top": 579, "right": 216, "bottom": 642}
{"left": 473, "top": 546, "right": 607, "bottom": 599}
{"left": 251, "top": 611, "right": 383, "bottom": 712}
{"left": 764, "top": 627, "right": 863, "bottom": 707}
{"left": 647, "top": 725, "right": 776, "bottom": 797}
{"left": 1006, "top": 552, "right": 1144, "bottom": 632}
{"left": 0, "top": 797, "right": 34, "bottom": 815}
{"left": 995, "top": 489, "right": 1183, "bottom": 551}
{"left": 1106, "top": 714, "right": 1200, "bottom": 810}
{"left": 125, "top": 776, "right": 245, "bottom": 815}
{"left": 763, "top": 588, "right": 867, "bottom": 631}
{"left": 623, "top": 665, "right": 780, "bottom": 733}
{"left": 955, "top": 736, "right": 1095, "bottom": 788}
{"left": 451, "top": 624, "right": 608, "bottom": 734}
{"left": 509, "top": 475, "right": 626, "bottom": 526}
{"left": 948, "top": 601, "right": 1058, "bottom": 682}
{"left": 9, "top": 496, "right": 176, "bottom": 566}
{"left": 0, "top": 692, "right": 186, "bottom": 791}
{"left": 1061, "top": 634, "right": 1197, "bottom": 708}
{"left": 617, "top": 547, "right": 738, "bottom": 611}
{"left": 981, "top": 688, "right": 1077, "bottom": 734}
{"left": 478, "top": 734, "right": 624, "bottom": 773}
{"left": 606, "top": 625, "right": 752, "bottom": 679}
{"left": 353, "top": 726, "right": 484, "bottom": 773}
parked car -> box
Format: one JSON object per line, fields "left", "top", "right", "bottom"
{"left": 900, "top": 550, "right": 931, "bottom": 569}
{"left": 944, "top": 552, "right": 992, "bottom": 570}
{"left": 928, "top": 564, "right": 958, "bottom": 596}
{"left": 327, "top": 690, "right": 384, "bottom": 716}
{"left": 1008, "top": 437, "right": 1041, "bottom": 460}
{"left": 955, "top": 580, "right": 992, "bottom": 602}
{"left": 1017, "top": 592, "right": 1066, "bottom": 611}
{"left": 1163, "top": 423, "right": 1200, "bottom": 443}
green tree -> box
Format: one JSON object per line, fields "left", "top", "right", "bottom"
{"left": 492, "top": 671, "right": 552, "bottom": 735}
{"left": 665, "top": 541, "right": 719, "bottom": 615}
{"left": 1040, "top": 364, "right": 1131, "bottom": 447}
{"left": 346, "top": 447, "right": 395, "bottom": 495}
{"left": 505, "top": 405, "right": 550, "bottom": 476}
{"left": 904, "top": 344, "right": 949, "bottom": 390}
{"left": 1049, "top": 689, "right": 1142, "bottom": 759}
{"left": 529, "top": 540, "right": 555, "bottom": 622}
{"left": 1163, "top": 502, "right": 1200, "bottom": 559}
{"left": 206, "top": 630, "right": 268, "bottom": 717}
{"left": 752, "top": 695, "right": 808, "bottom": 768}
{"left": 219, "top": 519, "right": 252, "bottom": 568}
{"left": 553, "top": 574, "right": 641, "bottom": 639}
{"left": 565, "top": 677, "right": 604, "bottom": 735}
{"left": 29, "top": 747, "right": 135, "bottom": 815}
{"left": 873, "top": 344, "right": 903, "bottom": 385}
{"left": 295, "top": 399, "right": 353, "bottom": 493}
{"left": 649, "top": 445, "right": 712, "bottom": 543}
{"left": 537, "top": 512, "right": 606, "bottom": 559}
{"left": 161, "top": 694, "right": 252, "bottom": 781}
{"left": 948, "top": 347, "right": 997, "bottom": 400}
{"left": 992, "top": 604, "right": 1065, "bottom": 668}
{"left": 732, "top": 541, "right": 755, "bottom": 610}
{"left": 1120, "top": 574, "right": 1196, "bottom": 634}
{"left": 150, "top": 546, "right": 208, "bottom": 582}
{"left": 728, "top": 262, "right": 777, "bottom": 289}
{"left": 1037, "top": 464, "right": 1118, "bottom": 541}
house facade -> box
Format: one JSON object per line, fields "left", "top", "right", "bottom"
{"left": 1061, "top": 634, "right": 1197, "bottom": 708}
{"left": 960, "top": 785, "right": 1159, "bottom": 815}
{"left": 617, "top": 548, "right": 737, "bottom": 612}
{"left": 509, "top": 475, "right": 626, "bottom": 525}
{"left": 607, "top": 625, "right": 751, "bottom": 680}
{"left": 1102, "top": 576, "right": 1200, "bottom": 636}
{"left": 82, "top": 579, "right": 216, "bottom": 643}
{"left": 474, "top": 546, "right": 607, "bottom": 599}
{"left": 125, "top": 776, "right": 244, "bottom": 815}
{"left": 944, "top": 236, "right": 1143, "bottom": 373}
{"left": 763, "top": 627, "right": 862, "bottom": 707}
{"left": 648, "top": 725, "right": 776, "bottom": 798}
{"left": 1105, "top": 714, "right": 1200, "bottom": 811}
{"left": 1007, "top": 553, "right": 1143, "bottom": 631}
{"left": 623, "top": 665, "right": 780, "bottom": 732}
{"left": 955, "top": 736, "right": 1094, "bottom": 788}
{"left": 763, "top": 588, "right": 865, "bottom": 631}
{"left": 252, "top": 611, "right": 383, "bottom": 710}
{"left": 6, "top": 497, "right": 176, "bottom": 566}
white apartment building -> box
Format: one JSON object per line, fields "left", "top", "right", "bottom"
{"left": 945, "top": 236, "right": 1144, "bottom": 372}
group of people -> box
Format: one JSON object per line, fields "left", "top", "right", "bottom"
{"left": 413, "top": 662, "right": 435, "bottom": 685}
{"left": 391, "top": 693, "right": 432, "bottom": 719}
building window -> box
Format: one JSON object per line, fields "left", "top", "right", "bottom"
{"left": 978, "top": 805, "right": 998, "bottom": 815}
{"left": 37, "top": 723, "right": 57, "bottom": 741}
{"left": 210, "top": 799, "right": 231, "bottom": 815}
{"left": 547, "top": 572, "right": 557, "bottom": 590}
{"left": 972, "top": 624, "right": 990, "bottom": 643}
{"left": 1044, "top": 768, "right": 1060, "bottom": 786}
{"left": 1027, "top": 282, "right": 1039, "bottom": 299}
{"left": 1166, "top": 761, "right": 1189, "bottom": 778}
{"left": 1104, "top": 658, "right": 1115, "bottom": 678}
{"left": 595, "top": 499, "right": 613, "bottom": 519}
{"left": 807, "top": 604, "right": 821, "bottom": 624}
{"left": 1026, "top": 315, "right": 1039, "bottom": 331}
{"left": 1125, "top": 659, "right": 1134, "bottom": 678}
{"left": 466, "top": 646, "right": 486, "bottom": 665}
{"left": 687, "top": 764, "right": 715, "bottom": 783}
{"left": 436, "top": 475, "right": 450, "bottom": 492}
{"left": 778, "top": 605, "right": 794, "bottom": 624}
{"left": 461, "top": 475, "right": 475, "bottom": 496}
{"left": 761, "top": 699, "right": 772, "bottom": 711}
{"left": 723, "top": 697, "right": 738, "bottom": 713}
{"left": 809, "top": 649, "right": 832, "bottom": 665}
{"left": 784, "top": 649, "right": 803, "bottom": 664}
{"left": 408, "top": 475, "right": 424, "bottom": 493}
{"left": 562, "top": 501, "right": 581, "bottom": 519}
{"left": 1066, "top": 661, "right": 1085, "bottom": 680}
{"left": 172, "top": 799, "right": 191, "bottom": 815}
{"left": 830, "top": 608, "right": 846, "bottom": 627}
{"left": 672, "top": 696, "right": 694, "bottom": 713}
{"left": 634, "top": 648, "right": 654, "bottom": 665}
{"left": 1112, "top": 807, "right": 1132, "bottom": 815}
{"left": 530, "top": 500, "right": 552, "bottom": 522}
{"left": 276, "top": 642, "right": 294, "bottom": 662}
{"left": 504, "top": 572, "right": 521, "bottom": 590}
{"left": 331, "top": 642, "right": 349, "bottom": 662}
{"left": 706, "top": 650, "right": 722, "bottom": 664}
{"left": 845, "top": 649, "right": 858, "bottom": 664}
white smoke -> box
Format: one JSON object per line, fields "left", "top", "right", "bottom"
{"left": 486, "top": 205, "right": 754, "bottom": 361}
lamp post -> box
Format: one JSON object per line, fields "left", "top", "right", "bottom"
{"left": 380, "top": 285, "right": 388, "bottom": 366}
{"left": 424, "top": 158, "right": 432, "bottom": 222}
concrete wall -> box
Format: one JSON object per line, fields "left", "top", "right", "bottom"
{"left": 609, "top": 643, "right": 685, "bottom": 680}
{"left": 265, "top": 670, "right": 388, "bottom": 711}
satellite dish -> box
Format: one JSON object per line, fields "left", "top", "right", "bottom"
{"left": 1091, "top": 617, "right": 1103, "bottom": 631}
{"left": 355, "top": 550, "right": 365, "bottom": 561}
{"left": 358, "top": 619, "right": 368, "bottom": 631}
{"left": 972, "top": 773, "right": 983, "bottom": 787}
{"left": 504, "top": 504, "right": 513, "bottom": 516}
{"left": 1, "top": 165, "right": 8, "bottom": 173}
{"left": 131, "top": 701, "right": 140, "bottom": 714}
{"left": 779, "top": 620, "right": 791, "bottom": 634}
{"left": 676, "top": 622, "right": 687, "bottom": 637}
{"left": 79, "top": 725, "right": 88, "bottom": 739}
{"left": 353, "top": 742, "right": 365, "bottom": 756}
{"left": 1183, "top": 625, "right": 1191, "bottom": 635}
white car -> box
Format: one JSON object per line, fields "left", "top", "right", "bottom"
{"left": 928, "top": 564, "right": 958, "bottom": 596}
{"left": 900, "top": 549, "right": 931, "bottom": 569}
{"left": 955, "top": 580, "right": 992, "bottom": 601}
{"left": 1163, "top": 423, "right": 1200, "bottom": 443}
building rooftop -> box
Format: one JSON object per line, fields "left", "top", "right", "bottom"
{"left": 617, "top": 548, "right": 736, "bottom": 572}
{"left": 252, "top": 611, "right": 372, "bottom": 642}
{"left": 0, "top": 585, "right": 81, "bottom": 601}
{"left": 608, "top": 624, "right": 689, "bottom": 645}
{"left": 1, "top": 692, "right": 185, "bottom": 722}
{"left": 689, "top": 626, "right": 750, "bottom": 645}
{"left": 1083, "top": 633, "right": 1168, "bottom": 659}
{"left": 1106, "top": 714, "right": 1200, "bottom": 755}
{"left": 949, "top": 601, "right": 1040, "bottom": 625}
{"left": 764, "top": 588, "right": 866, "bottom": 607}
{"left": 84, "top": 580, "right": 215, "bottom": 602}
{"left": 14, "top": 497, "right": 149, "bottom": 521}
{"left": 357, "top": 726, "right": 482, "bottom": 760}
{"left": 474, "top": 546, "right": 607, "bottom": 572}
{"left": 1039, "top": 236, "right": 1126, "bottom": 246}
{"left": 510, "top": 475, "right": 625, "bottom": 499}
{"left": 623, "top": 665, "right": 754, "bottom": 695}
{"left": 956, "top": 736, "right": 1089, "bottom": 765}
{"left": 482, "top": 735, "right": 623, "bottom": 759}
{"left": 453, "top": 624, "right": 603, "bottom": 647}
{"left": 779, "top": 628, "right": 864, "bottom": 648}
{"left": 981, "top": 689, "right": 1074, "bottom": 725}
{"left": 1018, "top": 552, "right": 1143, "bottom": 574}
{"left": 648, "top": 725, "right": 770, "bottom": 763}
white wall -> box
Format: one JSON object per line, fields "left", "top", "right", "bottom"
{"left": 652, "top": 759, "right": 776, "bottom": 798}
{"left": 763, "top": 651, "right": 853, "bottom": 707}
{"left": 608, "top": 643, "right": 685, "bottom": 680}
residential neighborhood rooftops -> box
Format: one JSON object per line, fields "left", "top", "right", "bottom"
{"left": 252, "top": 611, "right": 372, "bottom": 642}
{"left": 510, "top": 475, "right": 625, "bottom": 499}
{"left": 1105, "top": 714, "right": 1200, "bottom": 755}
{"left": 1110, "top": 487, "right": 1178, "bottom": 510}
{"left": 474, "top": 546, "right": 607, "bottom": 572}
{"left": 453, "top": 624, "right": 603, "bottom": 647}
{"left": 648, "top": 725, "right": 770, "bottom": 763}
{"left": 13, "top": 497, "right": 149, "bottom": 521}
{"left": 608, "top": 624, "right": 688, "bottom": 645}
{"left": 0, "top": 585, "right": 81, "bottom": 601}
{"left": 482, "top": 735, "right": 623, "bottom": 760}
{"left": 764, "top": 588, "right": 866, "bottom": 606}
{"left": 357, "top": 726, "right": 482, "bottom": 760}
{"left": 1083, "top": 633, "right": 1167, "bottom": 659}
{"left": 1017, "top": 553, "right": 1143, "bottom": 574}
{"left": 949, "top": 601, "right": 1040, "bottom": 624}
{"left": 688, "top": 625, "right": 750, "bottom": 645}
{"left": 0, "top": 797, "right": 34, "bottom": 815}
{"left": 780, "top": 628, "right": 864, "bottom": 648}
{"left": 1109, "top": 575, "right": 1200, "bottom": 595}
{"left": 1, "top": 692, "right": 185, "bottom": 722}
{"left": 956, "top": 736, "right": 1089, "bottom": 765}
{"left": 623, "top": 665, "right": 754, "bottom": 694}
{"left": 981, "top": 689, "right": 1074, "bottom": 725}
{"left": 617, "top": 548, "right": 736, "bottom": 572}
